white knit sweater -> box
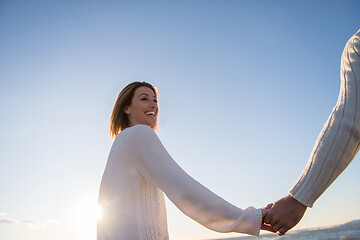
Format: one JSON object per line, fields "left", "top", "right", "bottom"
{"left": 97, "top": 124, "right": 262, "bottom": 240}
{"left": 290, "top": 29, "right": 360, "bottom": 207}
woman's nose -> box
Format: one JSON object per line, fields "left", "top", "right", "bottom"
{"left": 150, "top": 100, "right": 157, "bottom": 107}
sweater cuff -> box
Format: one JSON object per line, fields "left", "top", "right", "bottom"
{"left": 251, "top": 208, "right": 262, "bottom": 237}
{"left": 289, "top": 185, "right": 314, "bottom": 208}
{"left": 233, "top": 207, "right": 262, "bottom": 237}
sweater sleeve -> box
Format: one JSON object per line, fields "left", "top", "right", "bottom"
{"left": 122, "top": 124, "right": 262, "bottom": 237}
{"left": 290, "top": 29, "right": 360, "bottom": 208}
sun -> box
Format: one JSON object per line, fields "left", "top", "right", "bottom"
{"left": 74, "top": 196, "right": 103, "bottom": 239}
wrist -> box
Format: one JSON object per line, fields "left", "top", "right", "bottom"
{"left": 288, "top": 194, "right": 307, "bottom": 209}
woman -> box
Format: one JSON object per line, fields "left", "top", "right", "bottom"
{"left": 97, "top": 82, "right": 273, "bottom": 239}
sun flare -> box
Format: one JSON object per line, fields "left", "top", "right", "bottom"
{"left": 74, "top": 196, "right": 102, "bottom": 239}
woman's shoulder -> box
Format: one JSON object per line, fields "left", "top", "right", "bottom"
{"left": 118, "top": 124, "right": 155, "bottom": 141}
{"left": 123, "top": 124, "right": 154, "bottom": 133}
{"left": 112, "top": 125, "right": 158, "bottom": 152}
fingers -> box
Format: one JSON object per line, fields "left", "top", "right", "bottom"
{"left": 262, "top": 210, "right": 273, "bottom": 225}
{"left": 261, "top": 195, "right": 307, "bottom": 236}
{"left": 262, "top": 203, "right": 285, "bottom": 235}
{"left": 264, "top": 218, "right": 290, "bottom": 236}
{"left": 263, "top": 221, "right": 288, "bottom": 236}
{"left": 271, "top": 222, "right": 279, "bottom": 231}
{"left": 262, "top": 206, "right": 276, "bottom": 226}
{"left": 261, "top": 208, "right": 270, "bottom": 218}
{"left": 264, "top": 203, "right": 273, "bottom": 210}
{"left": 260, "top": 223, "right": 277, "bottom": 233}
{"left": 266, "top": 218, "right": 291, "bottom": 235}
{"left": 277, "top": 227, "right": 288, "bottom": 236}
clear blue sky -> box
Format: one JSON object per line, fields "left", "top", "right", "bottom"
{"left": 0, "top": 1, "right": 359, "bottom": 239}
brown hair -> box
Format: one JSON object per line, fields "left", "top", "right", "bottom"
{"left": 110, "top": 81, "right": 158, "bottom": 139}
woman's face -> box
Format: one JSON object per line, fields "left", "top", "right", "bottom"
{"left": 124, "top": 86, "right": 158, "bottom": 129}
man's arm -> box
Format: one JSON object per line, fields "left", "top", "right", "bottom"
{"left": 264, "top": 29, "right": 360, "bottom": 235}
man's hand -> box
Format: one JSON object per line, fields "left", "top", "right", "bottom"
{"left": 261, "top": 208, "right": 276, "bottom": 233}
{"left": 263, "top": 195, "right": 307, "bottom": 235}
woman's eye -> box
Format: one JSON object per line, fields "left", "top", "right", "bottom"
{"left": 141, "top": 98, "right": 148, "bottom": 101}
{"left": 153, "top": 99, "right": 158, "bottom": 103}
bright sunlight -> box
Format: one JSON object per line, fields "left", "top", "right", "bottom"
{"left": 74, "top": 196, "right": 102, "bottom": 239}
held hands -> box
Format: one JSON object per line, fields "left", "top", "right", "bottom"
{"left": 262, "top": 195, "right": 307, "bottom": 235}
{"left": 261, "top": 209, "right": 277, "bottom": 233}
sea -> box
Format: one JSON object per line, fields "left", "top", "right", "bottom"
{"left": 213, "top": 219, "right": 360, "bottom": 240}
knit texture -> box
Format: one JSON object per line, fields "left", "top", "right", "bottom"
{"left": 141, "top": 181, "right": 169, "bottom": 240}
{"left": 97, "top": 124, "right": 262, "bottom": 239}
{"left": 290, "top": 29, "right": 360, "bottom": 208}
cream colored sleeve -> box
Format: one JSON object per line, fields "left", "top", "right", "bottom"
{"left": 123, "top": 124, "right": 262, "bottom": 237}
{"left": 290, "top": 29, "right": 360, "bottom": 208}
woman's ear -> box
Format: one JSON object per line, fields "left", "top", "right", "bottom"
{"left": 124, "top": 106, "right": 130, "bottom": 115}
